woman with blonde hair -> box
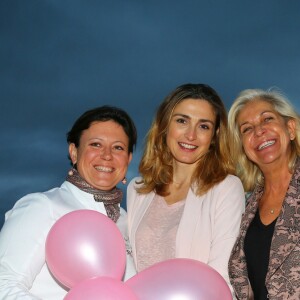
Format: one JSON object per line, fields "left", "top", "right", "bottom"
{"left": 127, "top": 83, "right": 245, "bottom": 296}
{"left": 228, "top": 88, "right": 300, "bottom": 299}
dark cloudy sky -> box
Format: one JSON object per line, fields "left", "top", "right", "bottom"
{"left": 1, "top": 0, "right": 300, "bottom": 227}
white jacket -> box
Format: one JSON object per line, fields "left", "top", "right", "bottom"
{"left": 127, "top": 175, "right": 245, "bottom": 296}
{"left": 0, "top": 181, "right": 136, "bottom": 300}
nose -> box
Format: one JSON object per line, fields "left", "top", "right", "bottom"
{"left": 254, "top": 124, "right": 266, "bottom": 137}
{"left": 184, "top": 125, "right": 197, "bottom": 141}
{"left": 100, "top": 147, "right": 112, "bottom": 160}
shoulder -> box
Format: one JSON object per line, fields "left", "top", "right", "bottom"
{"left": 127, "top": 177, "right": 143, "bottom": 193}
{"left": 214, "top": 175, "right": 244, "bottom": 192}
{"left": 128, "top": 177, "right": 143, "bottom": 187}
{"left": 127, "top": 177, "right": 143, "bottom": 203}
{"left": 126, "top": 177, "right": 155, "bottom": 213}
{"left": 208, "top": 175, "right": 245, "bottom": 209}
{"left": 9, "top": 189, "right": 57, "bottom": 211}
{"left": 3, "top": 189, "right": 58, "bottom": 230}
{"left": 223, "top": 174, "right": 243, "bottom": 185}
{"left": 5, "top": 183, "right": 73, "bottom": 220}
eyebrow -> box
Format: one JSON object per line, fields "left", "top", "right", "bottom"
{"left": 87, "top": 138, "right": 127, "bottom": 145}
{"left": 239, "top": 110, "right": 274, "bottom": 127}
{"left": 172, "top": 113, "right": 215, "bottom": 125}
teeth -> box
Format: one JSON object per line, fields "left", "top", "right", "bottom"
{"left": 179, "top": 142, "right": 197, "bottom": 149}
{"left": 258, "top": 140, "right": 275, "bottom": 150}
{"left": 95, "top": 166, "right": 113, "bottom": 172}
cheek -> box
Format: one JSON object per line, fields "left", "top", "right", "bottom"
{"left": 166, "top": 131, "right": 174, "bottom": 148}
{"left": 77, "top": 149, "right": 96, "bottom": 164}
{"left": 281, "top": 133, "right": 292, "bottom": 147}
{"left": 167, "top": 125, "right": 180, "bottom": 139}
{"left": 166, "top": 136, "right": 171, "bottom": 149}
{"left": 119, "top": 156, "right": 131, "bottom": 168}
{"left": 202, "top": 133, "right": 214, "bottom": 147}
{"left": 241, "top": 135, "right": 252, "bottom": 149}
{"left": 242, "top": 141, "right": 256, "bottom": 160}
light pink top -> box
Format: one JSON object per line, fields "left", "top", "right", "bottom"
{"left": 127, "top": 175, "right": 246, "bottom": 298}
{"left": 135, "top": 194, "right": 185, "bottom": 272}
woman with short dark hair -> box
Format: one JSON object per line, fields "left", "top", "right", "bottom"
{"left": 0, "top": 105, "right": 137, "bottom": 299}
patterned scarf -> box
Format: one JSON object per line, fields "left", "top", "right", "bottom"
{"left": 66, "top": 168, "right": 122, "bottom": 223}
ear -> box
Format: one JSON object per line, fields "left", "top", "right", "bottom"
{"left": 212, "top": 127, "right": 219, "bottom": 144}
{"left": 287, "top": 119, "right": 296, "bottom": 140}
{"left": 128, "top": 152, "right": 133, "bottom": 164}
{"left": 69, "top": 143, "right": 78, "bottom": 164}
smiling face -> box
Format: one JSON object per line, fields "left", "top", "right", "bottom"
{"left": 166, "top": 98, "right": 216, "bottom": 169}
{"left": 69, "top": 120, "right": 132, "bottom": 190}
{"left": 237, "top": 99, "right": 296, "bottom": 170}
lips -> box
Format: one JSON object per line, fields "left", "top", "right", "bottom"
{"left": 94, "top": 166, "right": 114, "bottom": 173}
{"left": 178, "top": 142, "right": 198, "bottom": 150}
{"left": 257, "top": 139, "right": 275, "bottom": 151}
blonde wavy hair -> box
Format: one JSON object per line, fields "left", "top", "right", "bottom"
{"left": 228, "top": 88, "right": 300, "bottom": 192}
{"left": 137, "top": 83, "right": 235, "bottom": 196}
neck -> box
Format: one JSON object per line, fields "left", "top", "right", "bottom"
{"left": 259, "top": 165, "right": 292, "bottom": 214}
{"left": 262, "top": 165, "right": 292, "bottom": 196}
{"left": 66, "top": 168, "right": 122, "bottom": 222}
{"left": 260, "top": 153, "right": 292, "bottom": 181}
{"left": 172, "top": 161, "right": 195, "bottom": 186}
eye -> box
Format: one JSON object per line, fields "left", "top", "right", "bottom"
{"left": 113, "top": 145, "right": 125, "bottom": 151}
{"left": 199, "top": 123, "right": 210, "bottom": 130}
{"left": 241, "top": 126, "right": 253, "bottom": 135}
{"left": 90, "top": 142, "right": 101, "bottom": 147}
{"left": 176, "top": 118, "right": 187, "bottom": 124}
{"left": 264, "top": 116, "right": 274, "bottom": 123}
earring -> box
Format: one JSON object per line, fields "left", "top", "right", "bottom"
{"left": 122, "top": 177, "right": 127, "bottom": 184}
{"left": 68, "top": 163, "right": 76, "bottom": 176}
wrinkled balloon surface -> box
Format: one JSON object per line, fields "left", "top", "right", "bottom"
{"left": 46, "top": 209, "right": 126, "bottom": 288}
{"left": 126, "top": 258, "right": 232, "bottom": 300}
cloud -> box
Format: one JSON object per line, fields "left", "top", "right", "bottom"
{"left": 1, "top": 0, "right": 300, "bottom": 228}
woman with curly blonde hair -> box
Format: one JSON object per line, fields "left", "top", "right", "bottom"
{"left": 127, "top": 83, "right": 245, "bottom": 296}
{"left": 228, "top": 88, "right": 300, "bottom": 299}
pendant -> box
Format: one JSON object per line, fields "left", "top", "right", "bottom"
{"left": 270, "top": 209, "right": 275, "bottom": 214}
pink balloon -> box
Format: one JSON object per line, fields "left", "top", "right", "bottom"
{"left": 64, "top": 276, "right": 138, "bottom": 300}
{"left": 126, "top": 258, "right": 232, "bottom": 300}
{"left": 45, "top": 210, "right": 126, "bottom": 288}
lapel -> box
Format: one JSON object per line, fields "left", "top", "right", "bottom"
{"left": 231, "top": 158, "right": 300, "bottom": 299}
{"left": 229, "top": 187, "right": 261, "bottom": 300}
{"left": 130, "top": 190, "right": 155, "bottom": 264}
{"left": 266, "top": 161, "right": 300, "bottom": 280}
{"left": 240, "top": 187, "right": 262, "bottom": 236}
{"left": 131, "top": 191, "right": 155, "bottom": 234}
{"left": 176, "top": 187, "right": 204, "bottom": 258}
